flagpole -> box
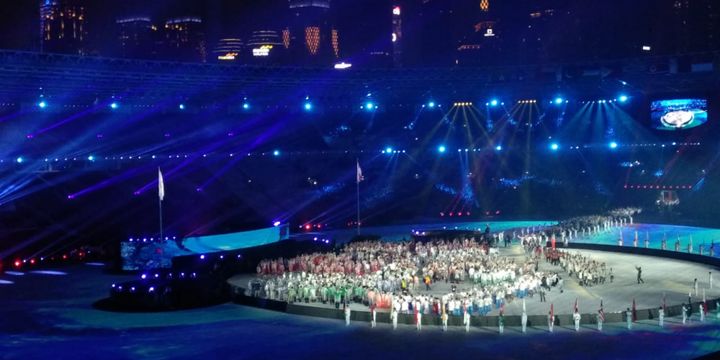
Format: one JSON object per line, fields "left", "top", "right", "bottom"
{"left": 159, "top": 195, "right": 163, "bottom": 241}
{"left": 356, "top": 159, "right": 360, "bottom": 235}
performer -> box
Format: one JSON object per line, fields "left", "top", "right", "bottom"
{"left": 716, "top": 300, "right": 720, "bottom": 320}
{"left": 626, "top": 308, "right": 632, "bottom": 330}
{"left": 521, "top": 310, "right": 528, "bottom": 334}
{"left": 700, "top": 302, "right": 705, "bottom": 322}
{"left": 498, "top": 309, "right": 505, "bottom": 334}
{"left": 441, "top": 311, "right": 448, "bottom": 332}
{"left": 370, "top": 303, "right": 377, "bottom": 328}
{"left": 345, "top": 305, "right": 351, "bottom": 326}
{"left": 658, "top": 306, "right": 665, "bottom": 328}
{"left": 694, "top": 278, "right": 699, "bottom": 296}
{"left": 597, "top": 302, "right": 605, "bottom": 332}
{"left": 548, "top": 309, "right": 555, "bottom": 333}
{"left": 416, "top": 309, "right": 422, "bottom": 331}
{"left": 573, "top": 309, "right": 581, "bottom": 332}
{"left": 391, "top": 307, "right": 398, "bottom": 330}
{"left": 463, "top": 308, "right": 471, "bottom": 333}
{"left": 682, "top": 303, "right": 688, "bottom": 325}
{"left": 635, "top": 266, "right": 644, "bottom": 284}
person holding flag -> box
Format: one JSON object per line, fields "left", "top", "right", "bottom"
{"left": 463, "top": 306, "right": 471, "bottom": 333}
{"left": 548, "top": 303, "right": 555, "bottom": 333}
{"left": 441, "top": 309, "right": 448, "bottom": 332}
{"left": 573, "top": 298, "right": 581, "bottom": 332}
{"left": 597, "top": 299, "right": 605, "bottom": 331}
{"left": 355, "top": 160, "right": 364, "bottom": 235}
{"left": 521, "top": 298, "right": 528, "bottom": 334}
{"left": 632, "top": 298, "right": 638, "bottom": 322}
{"left": 700, "top": 289, "right": 707, "bottom": 322}
{"left": 370, "top": 302, "right": 377, "bottom": 328}
{"left": 498, "top": 303, "right": 505, "bottom": 334}
{"left": 626, "top": 307, "right": 633, "bottom": 330}
{"left": 390, "top": 306, "right": 398, "bottom": 330}
{"left": 660, "top": 294, "right": 667, "bottom": 328}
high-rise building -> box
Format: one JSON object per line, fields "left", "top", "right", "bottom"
{"left": 164, "top": 17, "right": 206, "bottom": 62}
{"left": 212, "top": 38, "right": 244, "bottom": 62}
{"left": 39, "top": 0, "right": 87, "bottom": 55}
{"left": 247, "top": 30, "right": 284, "bottom": 64}
{"left": 116, "top": 17, "right": 157, "bottom": 59}
{"left": 287, "top": 0, "right": 339, "bottom": 65}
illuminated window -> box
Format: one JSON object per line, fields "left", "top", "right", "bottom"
{"left": 480, "top": 0, "right": 489, "bottom": 12}
{"left": 305, "top": 27, "right": 321, "bottom": 55}
{"left": 331, "top": 29, "right": 339, "bottom": 58}
{"left": 282, "top": 28, "right": 291, "bottom": 49}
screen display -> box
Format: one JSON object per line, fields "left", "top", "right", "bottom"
{"left": 651, "top": 99, "right": 708, "bottom": 130}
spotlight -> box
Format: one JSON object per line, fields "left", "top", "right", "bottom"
{"left": 489, "top": 99, "right": 499, "bottom": 107}
{"left": 242, "top": 102, "right": 250, "bottom": 110}
{"left": 438, "top": 145, "right": 446, "bottom": 153}
{"left": 364, "top": 102, "right": 375, "bottom": 111}
{"left": 273, "top": 150, "right": 280, "bottom": 157}
{"left": 37, "top": 100, "right": 47, "bottom": 109}
{"left": 273, "top": 221, "right": 281, "bottom": 227}
{"left": 495, "top": 145, "right": 503, "bottom": 151}
{"left": 87, "top": 155, "right": 95, "bottom": 161}
{"left": 554, "top": 97, "right": 564, "bottom": 105}
{"left": 428, "top": 101, "right": 436, "bottom": 108}
{"left": 550, "top": 143, "right": 560, "bottom": 151}
{"left": 110, "top": 102, "right": 119, "bottom": 110}
{"left": 609, "top": 141, "right": 619, "bottom": 149}
{"left": 618, "top": 95, "right": 629, "bottom": 103}
{"left": 15, "top": 157, "right": 23, "bottom": 164}
{"left": 303, "top": 102, "right": 312, "bottom": 111}
{"left": 385, "top": 147, "right": 393, "bottom": 154}
{"left": 178, "top": 104, "right": 185, "bottom": 110}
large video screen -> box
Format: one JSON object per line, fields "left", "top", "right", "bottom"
{"left": 651, "top": 99, "right": 708, "bottom": 130}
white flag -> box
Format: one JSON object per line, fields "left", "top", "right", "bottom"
{"left": 356, "top": 160, "right": 364, "bottom": 184}
{"left": 158, "top": 168, "right": 165, "bottom": 201}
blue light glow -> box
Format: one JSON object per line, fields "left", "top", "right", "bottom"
{"left": 273, "top": 150, "right": 280, "bottom": 156}
{"left": 365, "top": 102, "right": 375, "bottom": 110}
{"left": 304, "top": 102, "right": 312, "bottom": 111}
{"left": 37, "top": 100, "right": 47, "bottom": 109}
{"left": 87, "top": 155, "right": 95, "bottom": 161}
{"left": 15, "top": 157, "right": 23, "bottom": 164}
{"left": 385, "top": 147, "right": 393, "bottom": 154}
{"left": 550, "top": 143, "right": 560, "bottom": 151}
{"left": 554, "top": 97, "right": 564, "bottom": 105}
{"left": 243, "top": 102, "right": 250, "bottom": 110}
{"left": 438, "top": 145, "right": 446, "bottom": 153}
{"left": 495, "top": 145, "right": 503, "bottom": 151}
{"left": 110, "top": 102, "right": 119, "bottom": 109}
{"left": 490, "top": 99, "right": 499, "bottom": 107}
{"left": 428, "top": 101, "right": 436, "bottom": 108}
{"left": 178, "top": 104, "right": 185, "bottom": 110}
{"left": 609, "top": 141, "right": 619, "bottom": 149}
{"left": 618, "top": 95, "right": 629, "bottom": 103}
{"left": 273, "top": 221, "right": 281, "bottom": 227}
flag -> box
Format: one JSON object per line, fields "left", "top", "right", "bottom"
{"left": 632, "top": 298, "right": 637, "bottom": 322}
{"left": 599, "top": 299, "right": 605, "bottom": 322}
{"left": 574, "top": 298, "right": 579, "bottom": 313}
{"left": 550, "top": 303, "right": 554, "bottom": 321}
{"left": 551, "top": 234, "right": 556, "bottom": 250}
{"left": 522, "top": 298, "right": 526, "bottom": 313}
{"left": 356, "top": 160, "right": 364, "bottom": 184}
{"left": 158, "top": 168, "right": 165, "bottom": 201}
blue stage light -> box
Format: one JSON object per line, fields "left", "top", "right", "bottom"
{"left": 110, "top": 102, "right": 119, "bottom": 110}
{"left": 609, "top": 141, "right": 619, "bottom": 149}
{"left": 37, "top": 100, "right": 47, "bottom": 109}
{"left": 364, "top": 102, "right": 375, "bottom": 111}
{"left": 16, "top": 157, "right": 23, "bottom": 164}
{"left": 550, "top": 143, "right": 560, "bottom": 151}
{"left": 618, "top": 95, "right": 629, "bottom": 103}
{"left": 438, "top": 145, "right": 446, "bottom": 153}
{"left": 428, "top": 101, "right": 436, "bottom": 108}
{"left": 273, "top": 221, "right": 281, "bottom": 227}
{"left": 385, "top": 147, "right": 393, "bottom": 154}
{"left": 243, "top": 102, "right": 250, "bottom": 110}
{"left": 495, "top": 145, "right": 503, "bottom": 151}
{"left": 273, "top": 150, "right": 280, "bottom": 157}
{"left": 554, "top": 97, "right": 564, "bottom": 105}
{"left": 178, "top": 104, "right": 185, "bottom": 110}
{"left": 87, "top": 155, "right": 95, "bottom": 161}
{"left": 490, "top": 99, "right": 499, "bottom": 107}
{"left": 304, "top": 102, "right": 312, "bottom": 111}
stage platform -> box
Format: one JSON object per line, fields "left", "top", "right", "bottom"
{"left": 229, "top": 245, "right": 720, "bottom": 327}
